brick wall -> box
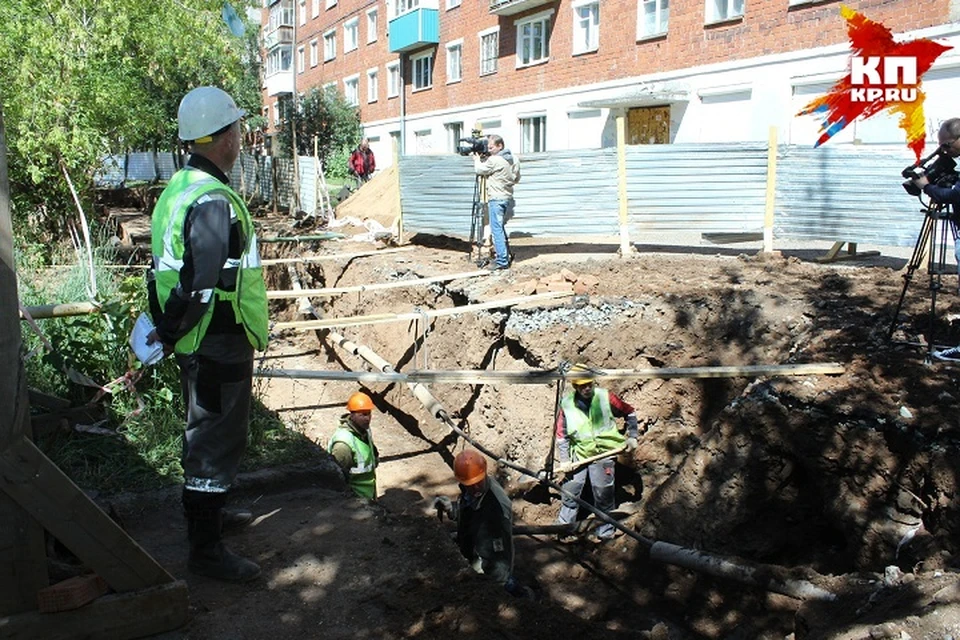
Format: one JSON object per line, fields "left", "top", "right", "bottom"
{"left": 264, "top": 0, "right": 953, "bottom": 126}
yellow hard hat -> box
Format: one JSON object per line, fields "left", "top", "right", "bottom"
{"left": 568, "top": 363, "right": 596, "bottom": 386}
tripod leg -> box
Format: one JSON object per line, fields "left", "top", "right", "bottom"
{"left": 888, "top": 213, "right": 934, "bottom": 340}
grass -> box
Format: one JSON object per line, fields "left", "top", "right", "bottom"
{"left": 16, "top": 233, "right": 325, "bottom": 493}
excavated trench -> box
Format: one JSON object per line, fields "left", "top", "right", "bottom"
{"left": 259, "top": 240, "right": 960, "bottom": 637}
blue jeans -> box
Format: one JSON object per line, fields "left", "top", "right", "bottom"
{"left": 488, "top": 198, "right": 513, "bottom": 267}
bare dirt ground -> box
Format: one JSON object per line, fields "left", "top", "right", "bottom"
{"left": 114, "top": 225, "right": 960, "bottom": 640}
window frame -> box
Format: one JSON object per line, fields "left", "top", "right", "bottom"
{"left": 309, "top": 39, "right": 318, "bottom": 67}
{"left": 312, "top": 0, "right": 320, "bottom": 18}
{"left": 344, "top": 17, "right": 359, "bottom": 53}
{"left": 386, "top": 60, "right": 401, "bottom": 98}
{"left": 297, "top": 45, "right": 305, "bottom": 73}
{"left": 367, "top": 7, "right": 378, "bottom": 43}
{"left": 411, "top": 51, "right": 433, "bottom": 91}
{"left": 445, "top": 121, "right": 463, "bottom": 153}
{"left": 479, "top": 26, "right": 500, "bottom": 76}
{"left": 325, "top": 0, "right": 337, "bottom": 9}
{"left": 571, "top": 0, "right": 599, "bottom": 55}
{"left": 515, "top": 9, "right": 552, "bottom": 68}
{"left": 446, "top": 0, "right": 461, "bottom": 8}
{"left": 367, "top": 67, "right": 379, "bottom": 103}
{"left": 637, "top": 0, "right": 669, "bottom": 39}
{"left": 520, "top": 115, "right": 547, "bottom": 153}
{"left": 705, "top": 0, "right": 744, "bottom": 24}
{"left": 343, "top": 74, "right": 360, "bottom": 107}
{"left": 445, "top": 39, "right": 463, "bottom": 84}
{"left": 323, "top": 29, "right": 337, "bottom": 61}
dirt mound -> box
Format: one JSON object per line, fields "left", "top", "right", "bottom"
{"left": 334, "top": 165, "right": 400, "bottom": 234}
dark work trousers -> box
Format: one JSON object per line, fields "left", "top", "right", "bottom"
{"left": 557, "top": 457, "right": 616, "bottom": 537}
{"left": 175, "top": 336, "right": 254, "bottom": 497}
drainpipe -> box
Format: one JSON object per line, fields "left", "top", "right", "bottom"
{"left": 399, "top": 52, "right": 407, "bottom": 157}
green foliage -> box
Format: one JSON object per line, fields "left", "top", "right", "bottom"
{"left": 0, "top": 0, "right": 262, "bottom": 233}
{"left": 16, "top": 243, "right": 322, "bottom": 492}
{"left": 276, "top": 87, "right": 363, "bottom": 181}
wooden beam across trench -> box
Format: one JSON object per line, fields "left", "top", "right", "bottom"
{"left": 255, "top": 362, "right": 845, "bottom": 385}
{"left": 266, "top": 268, "right": 489, "bottom": 299}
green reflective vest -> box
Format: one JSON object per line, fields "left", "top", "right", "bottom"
{"left": 150, "top": 167, "right": 269, "bottom": 354}
{"left": 560, "top": 387, "right": 625, "bottom": 460}
{"left": 328, "top": 424, "right": 378, "bottom": 500}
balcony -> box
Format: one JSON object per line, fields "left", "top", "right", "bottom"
{"left": 264, "top": 70, "right": 294, "bottom": 97}
{"left": 264, "top": 25, "right": 294, "bottom": 50}
{"left": 488, "top": 0, "right": 554, "bottom": 16}
{"left": 388, "top": 7, "right": 439, "bottom": 53}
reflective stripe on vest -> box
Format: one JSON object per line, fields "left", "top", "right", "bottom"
{"left": 328, "top": 427, "right": 378, "bottom": 499}
{"left": 150, "top": 167, "right": 269, "bottom": 354}
{"left": 560, "top": 387, "right": 625, "bottom": 460}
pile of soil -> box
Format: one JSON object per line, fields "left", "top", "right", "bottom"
{"left": 117, "top": 238, "right": 960, "bottom": 639}
{"left": 333, "top": 166, "right": 400, "bottom": 233}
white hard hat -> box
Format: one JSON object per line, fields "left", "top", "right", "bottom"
{"left": 177, "top": 86, "right": 246, "bottom": 142}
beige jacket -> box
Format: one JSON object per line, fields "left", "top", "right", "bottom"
{"left": 474, "top": 151, "right": 521, "bottom": 201}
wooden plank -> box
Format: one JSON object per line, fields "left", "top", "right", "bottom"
{"left": 815, "top": 241, "right": 881, "bottom": 264}
{"left": 31, "top": 405, "right": 105, "bottom": 438}
{"left": 0, "top": 437, "right": 174, "bottom": 592}
{"left": 0, "top": 580, "right": 188, "bottom": 640}
{"left": 27, "top": 389, "right": 71, "bottom": 411}
{"left": 260, "top": 245, "right": 414, "bottom": 266}
{"left": 20, "top": 302, "right": 99, "bottom": 320}
{"left": 266, "top": 269, "right": 489, "bottom": 299}
{"left": 274, "top": 290, "right": 574, "bottom": 331}
{"left": 256, "top": 362, "right": 846, "bottom": 385}
{"left": 702, "top": 232, "right": 764, "bottom": 245}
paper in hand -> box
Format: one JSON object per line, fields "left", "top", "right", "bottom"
{"left": 130, "top": 313, "right": 165, "bottom": 366}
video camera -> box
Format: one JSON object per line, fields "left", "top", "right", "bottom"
{"left": 457, "top": 127, "right": 488, "bottom": 157}
{"left": 458, "top": 135, "right": 488, "bottom": 157}
{"left": 902, "top": 144, "right": 959, "bottom": 196}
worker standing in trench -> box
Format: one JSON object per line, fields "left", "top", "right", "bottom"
{"left": 433, "top": 450, "right": 535, "bottom": 599}
{"left": 555, "top": 363, "right": 639, "bottom": 541}
{"left": 328, "top": 392, "right": 380, "bottom": 500}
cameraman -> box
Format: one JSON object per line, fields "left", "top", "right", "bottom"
{"left": 474, "top": 135, "right": 521, "bottom": 270}
{"left": 913, "top": 118, "right": 960, "bottom": 203}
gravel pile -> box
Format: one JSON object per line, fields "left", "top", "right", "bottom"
{"left": 504, "top": 297, "right": 644, "bottom": 333}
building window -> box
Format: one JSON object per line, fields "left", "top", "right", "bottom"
{"left": 344, "top": 75, "right": 360, "bottom": 106}
{"left": 323, "top": 81, "right": 336, "bottom": 96}
{"left": 268, "top": 0, "right": 295, "bottom": 31}
{"left": 412, "top": 52, "right": 433, "bottom": 90}
{"left": 326, "top": 0, "right": 337, "bottom": 8}
{"left": 706, "top": 0, "right": 743, "bottom": 22}
{"left": 266, "top": 46, "right": 293, "bottom": 76}
{"left": 312, "top": 0, "right": 319, "bottom": 17}
{"left": 479, "top": 27, "right": 499, "bottom": 76}
{"left": 572, "top": 0, "right": 599, "bottom": 54}
{"left": 520, "top": 115, "right": 547, "bottom": 153}
{"left": 323, "top": 29, "right": 336, "bottom": 61}
{"left": 299, "top": 0, "right": 306, "bottom": 25}
{"left": 387, "top": 60, "right": 400, "bottom": 97}
{"left": 639, "top": 0, "right": 668, "bottom": 37}
{"left": 367, "top": 68, "right": 379, "bottom": 103}
{"left": 445, "top": 122, "right": 463, "bottom": 153}
{"left": 395, "top": 0, "right": 419, "bottom": 16}
{"left": 367, "top": 8, "right": 378, "bottom": 43}
{"left": 297, "top": 45, "right": 305, "bottom": 73}
{"left": 415, "top": 129, "right": 433, "bottom": 154}
{"left": 344, "top": 18, "right": 359, "bottom": 52}
{"left": 272, "top": 101, "right": 280, "bottom": 126}
{"left": 446, "top": 40, "right": 462, "bottom": 83}
{"left": 309, "top": 39, "right": 318, "bottom": 66}
{"left": 516, "top": 11, "right": 551, "bottom": 66}
{"left": 447, "top": 0, "right": 461, "bottom": 8}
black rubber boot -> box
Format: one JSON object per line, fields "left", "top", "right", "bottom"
{"left": 221, "top": 507, "right": 254, "bottom": 533}
{"left": 184, "top": 491, "right": 260, "bottom": 583}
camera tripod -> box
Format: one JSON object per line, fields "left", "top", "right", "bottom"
{"left": 467, "top": 174, "right": 489, "bottom": 266}
{"left": 887, "top": 201, "right": 959, "bottom": 360}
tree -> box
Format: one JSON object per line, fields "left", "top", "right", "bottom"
{"left": 276, "top": 87, "right": 362, "bottom": 180}
{"left": 0, "top": 0, "right": 261, "bottom": 234}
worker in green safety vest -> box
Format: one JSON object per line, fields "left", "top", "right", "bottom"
{"left": 146, "top": 86, "right": 269, "bottom": 583}
{"left": 328, "top": 392, "right": 380, "bottom": 500}
{"left": 554, "top": 363, "right": 639, "bottom": 542}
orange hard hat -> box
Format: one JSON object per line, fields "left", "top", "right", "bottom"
{"left": 347, "top": 392, "right": 374, "bottom": 412}
{"left": 454, "top": 449, "right": 488, "bottom": 486}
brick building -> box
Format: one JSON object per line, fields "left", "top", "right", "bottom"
{"left": 261, "top": 0, "right": 960, "bottom": 168}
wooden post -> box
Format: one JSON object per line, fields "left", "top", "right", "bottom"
{"left": 763, "top": 126, "right": 778, "bottom": 254}
{"left": 616, "top": 111, "right": 632, "bottom": 258}
{"left": 0, "top": 106, "right": 48, "bottom": 615}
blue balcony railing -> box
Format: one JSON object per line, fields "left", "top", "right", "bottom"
{"left": 388, "top": 7, "right": 439, "bottom": 53}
